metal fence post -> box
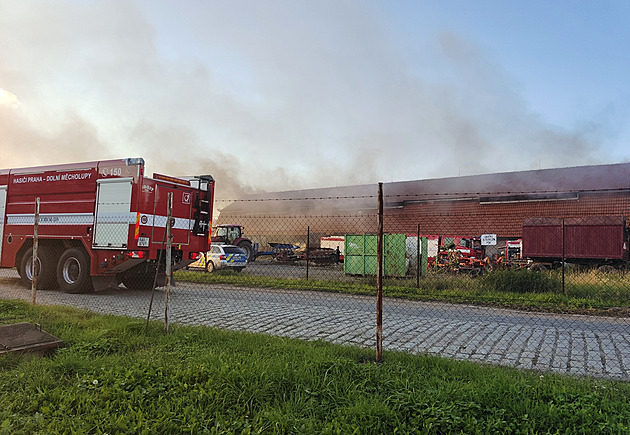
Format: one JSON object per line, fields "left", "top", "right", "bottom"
{"left": 306, "top": 226, "right": 310, "bottom": 280}
{"left": 32, "top": 197, "right": 40, "bottom": 305}
{"left": 376, "top": 183, "right": 383, "bottom": 363}
{"left": 562, "top": 218, "right": 566, "bottom": 295}
{"left": 421, "top": 237, "right": 428, "bottom": 276}
{"left": 165, "top": 192, "right": 173, "bottom": 333}
{"left": 416, "top": 224, "right": 420, "bottom": 289}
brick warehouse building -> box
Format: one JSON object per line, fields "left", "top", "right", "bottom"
{"left": 216, "top": 162, "right": 630, "bottom": 248}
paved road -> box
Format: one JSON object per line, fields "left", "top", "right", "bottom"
{"left": 2, "top": 275, "right": 630, "bottom": 380}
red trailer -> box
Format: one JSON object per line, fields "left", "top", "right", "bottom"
{"left": 0, "top": 158, "right": 214, "bottom": 292}
{"left": 522, "top": 216, "right": 629, "bottom": 269}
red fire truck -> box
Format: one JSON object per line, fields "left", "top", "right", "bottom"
{"left": 0, "top": 158, "right": 214, "bottom": 293}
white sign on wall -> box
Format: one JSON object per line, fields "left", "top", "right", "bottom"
{"left": 481, "top": 234, "right": 497, "bottom": 246}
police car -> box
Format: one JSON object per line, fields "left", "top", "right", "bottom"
{"left": 202, "top": 244, "right": 247, "bottom": 272}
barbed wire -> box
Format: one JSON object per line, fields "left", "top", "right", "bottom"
{"left": 214, "top": 186, "right": 630, "bottom": 203}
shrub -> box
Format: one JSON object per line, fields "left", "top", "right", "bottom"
{"left": 480, "top": 269, "right": 561, "bottom": 294}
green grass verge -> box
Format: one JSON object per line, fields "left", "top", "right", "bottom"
{"left": 175, "top": 269, "right": 630, "bottom": 317}
{"left": 1, "top": 300, "right": 630, "bottom": 434}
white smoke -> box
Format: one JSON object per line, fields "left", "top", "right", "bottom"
{"left": 0, "top": 0, "right": 624, "bottom": 200}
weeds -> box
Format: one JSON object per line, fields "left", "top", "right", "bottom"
{"left": 479, "top": 269, "right": 561, "bottom": 294}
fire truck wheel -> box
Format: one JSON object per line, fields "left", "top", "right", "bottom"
{"left": 20, "top": 246, "right": 58, "bottom": 289}
{"left": 57, "top": 248, "right": 93, "bottom": 293}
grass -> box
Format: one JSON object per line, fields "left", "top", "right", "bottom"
{"left": 175, "top": 268, "right": 630, "bottom": 317}
{"left": 2, "top": 300, "right": 630, "bottom": 434}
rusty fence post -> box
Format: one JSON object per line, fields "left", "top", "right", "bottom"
{"left": 416, "top": 224, "right": 420, "bottom": 289}
{"left": 561, "top": 218, "right": 566, "bottom": 296}
{"left": 306, "top": 226, "right": 310, "bottom": 280}
{"left": 421, "top": 237, "right": 428, "bottom": 276}
{"left": 376, "top": 183, "right": 383, "bottom": 363}
{"left": 165, "top": 192, "right": 173, "bottom": 333}
{"left": 32, "top": 197, "right": 40, "bottom": 305}
{"left": 145, "top": 227, "right": 167, "bottom": 334}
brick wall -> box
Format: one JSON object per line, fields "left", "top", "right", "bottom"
{"left": 385, "top": 191, "right": 630, "bottom": 237}
{"left": 216, "top": 191, "right": 630, "bottom": 241}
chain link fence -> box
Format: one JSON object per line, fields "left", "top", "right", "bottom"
{"left": 2, "top": 192, "right": 630, "bottom": 380}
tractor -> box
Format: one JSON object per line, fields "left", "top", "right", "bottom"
{"left": 211, "top": 224, "right": 257, "bottom": 261}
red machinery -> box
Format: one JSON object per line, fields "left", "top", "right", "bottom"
{"left": 432, "top": 236, "right": 486, "bottom": 274}
{"left": 0, "top": 158, "right": 214, "bottom": 292}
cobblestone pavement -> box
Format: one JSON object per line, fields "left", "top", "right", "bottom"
{"left": 2, "top": 278, "right": 630, "bottom": 380}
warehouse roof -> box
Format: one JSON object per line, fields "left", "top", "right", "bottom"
{"left": 220, "top": 162, "right": 630, "bottom": 215}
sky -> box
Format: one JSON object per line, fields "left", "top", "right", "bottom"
{"left": 1, "top": 0, "right": 629, "bottom": 200}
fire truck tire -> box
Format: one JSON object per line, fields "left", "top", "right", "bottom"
{"left": 237, "top": 241, "right": 253, "bottom": 262}
{"left": 57, "top": 248, "right": 93, "bottom": 293}
{"left": 20, "top": 246, "right": 58, "bottom": 289}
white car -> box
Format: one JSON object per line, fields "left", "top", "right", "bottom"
{"left": 203, "top": 244, "right": 247, "bottom": 272}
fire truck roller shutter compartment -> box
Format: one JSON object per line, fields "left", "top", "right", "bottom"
{"left": 0, "top": 186, "right": 6, "bottom": 261}
{"left": 93, "top": 178, "right": 133, "bottom": 249}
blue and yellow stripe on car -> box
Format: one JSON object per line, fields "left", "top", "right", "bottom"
{"left": 225, "top": 254, "right": 245, "bottom": 263}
